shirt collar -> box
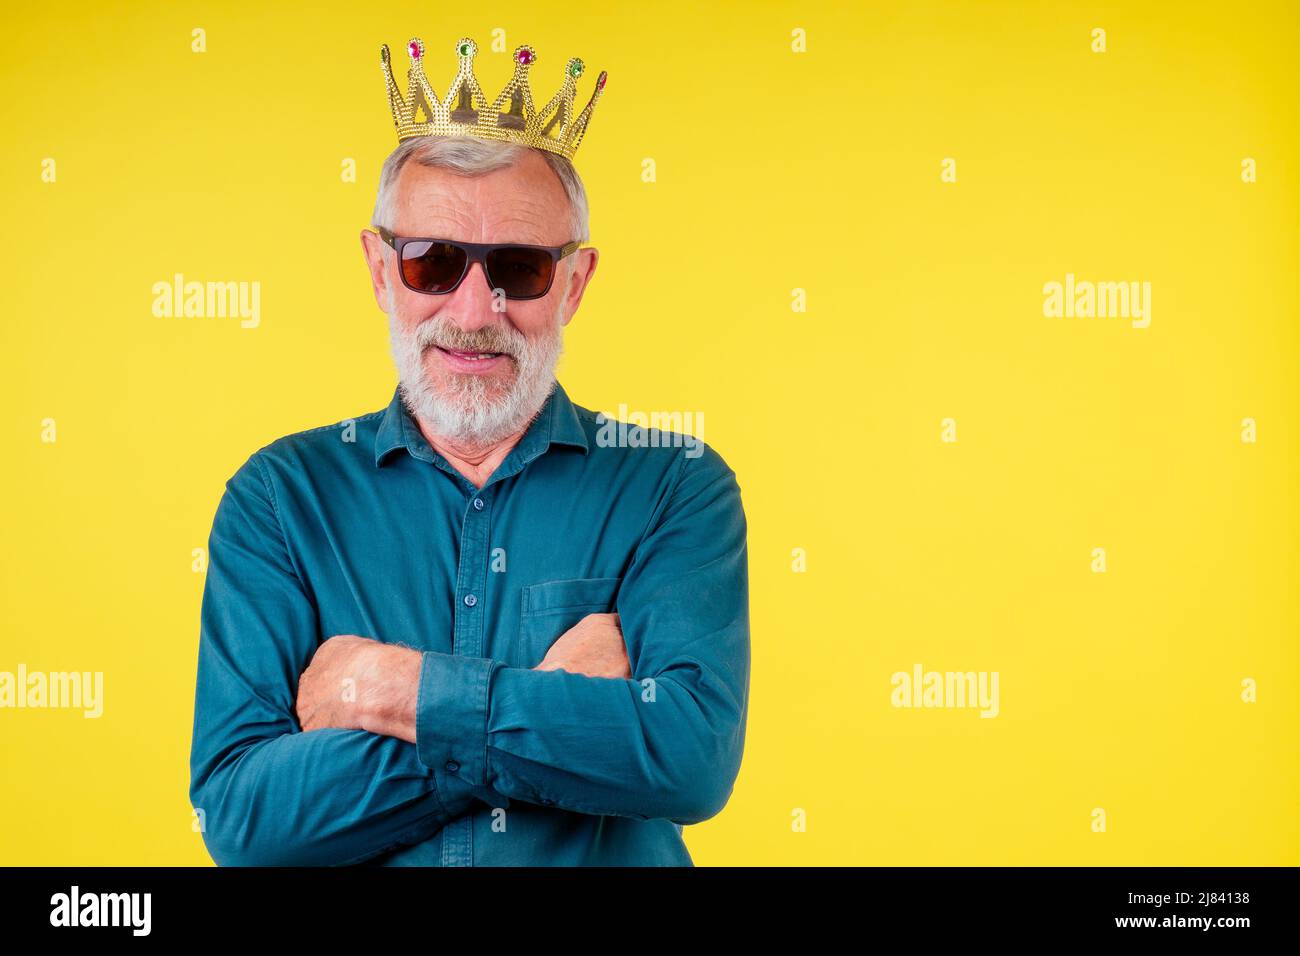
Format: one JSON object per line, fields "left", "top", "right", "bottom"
{"left": 374, "top": 379, "right": 589, "bottom": 469}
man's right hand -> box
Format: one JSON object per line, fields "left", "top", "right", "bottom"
{"left": 534, "top": 612, "right": 630, "bottom": 679}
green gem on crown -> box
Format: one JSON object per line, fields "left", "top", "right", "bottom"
{"left": 458, "top": 39, "right": 476, "bottom": 57}
{"left": 569, "top": 58, "right": 584, "bottom": 78}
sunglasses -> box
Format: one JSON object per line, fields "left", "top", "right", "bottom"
{"left": 376, "top": 227, "right": 583, "bottom": 300}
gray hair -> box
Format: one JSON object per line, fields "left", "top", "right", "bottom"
{"left": 370, "top": 136, "right": 590, "bottom": 244}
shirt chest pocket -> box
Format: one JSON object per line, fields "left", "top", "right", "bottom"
{"left": 516, "top": 576, "right": 622, "bottom": 668}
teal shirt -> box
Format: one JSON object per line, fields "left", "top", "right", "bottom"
{"left": 188, "top": 381, "right": 750, "bottom": 866}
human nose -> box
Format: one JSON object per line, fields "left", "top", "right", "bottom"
{"left": 441, "top": 259, "right": 502, "bottom": 330}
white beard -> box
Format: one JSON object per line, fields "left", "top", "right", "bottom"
{"left": 386, "top": 286, "right": 566, "bottom": 446}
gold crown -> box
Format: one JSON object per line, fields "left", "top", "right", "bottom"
{"left": 380, "top": 36, "right": 608, "bottom": 162}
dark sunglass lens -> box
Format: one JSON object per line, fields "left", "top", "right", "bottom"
{"left": 402, "top": 241, "right": 467, "bottom": 293}
{"left": 486, "top": 247, "right": 554, "bottom": 298}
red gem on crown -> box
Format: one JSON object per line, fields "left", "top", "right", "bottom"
{"left": 516, "top": 48, "right": 534, "bottom": 66}
{"left": 408, "top": 40, "right": 422, "bottom": 60}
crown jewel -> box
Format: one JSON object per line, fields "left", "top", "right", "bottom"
{"left": 380, "top": 36, "right": 608, "bottom": 161}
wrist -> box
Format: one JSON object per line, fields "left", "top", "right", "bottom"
{"left": 360, "top": 643, "right": 422, "bottom": 742}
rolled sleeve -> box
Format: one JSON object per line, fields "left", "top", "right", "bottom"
{"left": 415, "top": 651, "right": 501, "bottom": 791}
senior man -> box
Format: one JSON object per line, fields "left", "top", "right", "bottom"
{"left": 187, "top": 36, "right": 750, "bottom": 866}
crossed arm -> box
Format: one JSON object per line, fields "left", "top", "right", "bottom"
{"left": 189, "top": 448, "right": 750, "bottom": 866}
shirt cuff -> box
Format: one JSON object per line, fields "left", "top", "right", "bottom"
{"left": 415, "top": 651, "right": 499, "bottom": 792}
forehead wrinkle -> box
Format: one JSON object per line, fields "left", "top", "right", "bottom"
{"left": 405, "top": 215, "right": 560, "bottom": 246}
{"left": 473, "top": 196, "right": 567, "bottom": 243}
{"left": 394, "top": 159, "right": 571, "bottom": 243}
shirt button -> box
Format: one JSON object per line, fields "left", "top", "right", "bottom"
{"left": 445, "top": 760, "right": 460, "bottom": 773}
{"left": 472, "top": 497, "right": 485, "bottom": 511}
{"left": 463, "top": 593, "right": 477, "bottom": 607}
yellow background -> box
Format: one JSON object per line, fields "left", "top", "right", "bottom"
{"left": 1, "top": 0, "right": 1296, "bottom": 865}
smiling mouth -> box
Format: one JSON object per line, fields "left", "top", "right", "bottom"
{"left": 433, "top": 345, "right": 509, "bottom": 361}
